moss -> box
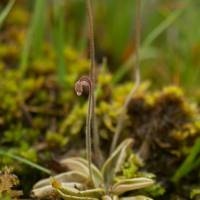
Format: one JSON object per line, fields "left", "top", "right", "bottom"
{"left": 0, "top": 3, "right": 199, "bottom": 198}
{"left": 46, "top": 131, "right": 68, "bottom": 149}
{"left": 0, "top": 55, "right": 199, "bottom": 199}
{"left": 191, "top": 188, "right": 200, "bottom": 200}
{"left": 122, "top": 153, "right": 143, "bottom": 179}
{"left": 0, "top": 167, "right": 22, "bottom": 199}
{"left": 5, "top": 5, "right": 30, "bottom": 26}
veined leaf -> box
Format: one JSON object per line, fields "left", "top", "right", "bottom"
{"left": 61, "top": 157, "right": 89, "bottom": 174}
{"left": 102, "top": 195, "right": 113, "bottom": 200}
{"left": 32, "top": 185, "right": 56, "bottom": 199}
{"left": 102, "top": 139, "right": 134, "bottom": 189}
{"left": 54, "top": 185, "right": 101, "bottom": 200}
{"left": 55, "top": 191, "right": 99, "bottom": 200}
{"left": 112, "top": 178, "right": 154, "bottom": 195}
{"left": 32, "top": 182, "right": 83, "bottom": 199}
{"left": 61, "top": 157, "right": 103, "bottom": 187}
{"left": 74, "top": 157, "right": 103, "bottom": 186}
{"left": 33, "top": 171, "right": 89, "bottom": 189}
{"left": 120, "top": 196, "right": 153, "bottom": 200}
{"left": 102, "top": 195, "right": 120, "bottom": 200}
{"left": 78, "top": 188, "right": 105, "bottom": 198}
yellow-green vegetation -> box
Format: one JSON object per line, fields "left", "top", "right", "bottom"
{"left": 0, "top": 1, "right": 199, "bottom": 199}
{"left": 0, "top": 54, "right": 199, "bottom": 198}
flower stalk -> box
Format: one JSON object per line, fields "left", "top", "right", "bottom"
{"left": 75, "top": 76, "right": 93, "bottom": 183}
{"left": 75, "top": 0, "right": 102, "bottom": 184}
{"left": 86, "top": 0, "right": 102, "bottom": 166}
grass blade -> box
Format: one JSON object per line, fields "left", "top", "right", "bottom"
{"left": 20, "top": 0, "right": 46, "bottom": 77}
{"left": 0, "top": 149, "right": 52, "bottom": 175}
{"left": 143, "top": 7, "right": 185, "bottom": 47}
{"left": 0, "top": 0, "right": 15, "bottom": 28}
{"left": 112, "top": 47, "right": 158, "bottom": 84}
{"left": 172, "top": 138, "right": 200, "bottom": 183}
{"left": 52, "top": 1, "right": 66, "bottom": 85}
{"left": 113, "top": 0, "right": 192, "bottom": 83}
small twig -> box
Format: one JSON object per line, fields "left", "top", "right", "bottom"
{"left": 17, "top": 91, "right": 33, "bottom": 127}
{"left": 49, "top": 89, "right": 57, "bottom": 132}
{"left": 20, "top": 102, "right": 33, "bottom": 127}
{"left": 110, "top": 0, "right": 141, "bottom": 153}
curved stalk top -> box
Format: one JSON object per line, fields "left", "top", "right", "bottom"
{"left": 75, "top": 0, "right": 101, "bottom": 184}
{"left": 75, "top": 76, "right": 93, "bottom": 183}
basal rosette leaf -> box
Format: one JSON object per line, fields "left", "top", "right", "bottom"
{"left": 102, "top": 138, "right": 134, "bottom": 189}
{"left": 33, "top": 171, "right": 89, "bottom": 189}
{"left": 32, "top": 171, "right": 88, "bottom": 199}
{"left": 61, "top": 157, "right": 103, "bottom": 187}
{"left": 32, "top": 182, "right": 83, "bottom": 199}
{"left": 112, "top": 178, "right": 154, "bottom": 195}
{"left": 52, "top": 180, "right": 105, "bottom": 200}
{"left": 120, "top": 196, "right": 153, "bottom": 200}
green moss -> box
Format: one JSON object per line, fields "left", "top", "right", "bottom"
{"left": 0, "top": 3, "right": 199, "bottom": 199}
{"left": 191, "top": 188, "right": 200, "bottom": 199}
{"left": 122, "top": 153, "right": 143, "bottom": 179}
{"left": 46, "top": 131, "right": 68, "bottom": 148}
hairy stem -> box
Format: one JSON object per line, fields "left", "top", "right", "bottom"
{"left": 87, "top": 88, "right": 93, "bottom": 183}
{"left": 110, "top": 0, "right": 141, "bottom": 153}
{"left": 75, "top": 76, "right": 93, "bottom": 183}
{"left": 86, "top": 0, "right": 102, "bottom": 166}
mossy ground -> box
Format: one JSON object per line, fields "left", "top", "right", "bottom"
{"left": 0, "top": 1, "right": 200, "bottom": 199}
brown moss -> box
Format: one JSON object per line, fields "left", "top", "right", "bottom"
{"left": 127, "top": 87, "right": 199, "bottom": 178}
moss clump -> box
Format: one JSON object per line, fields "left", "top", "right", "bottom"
{"left": 0, "top": 167, "right": 22, "bottom": 199}
{"left": 127, "top": 86, "right": 199, "bottom": 173}
{"left": 96, "top": 84, "right": 200, "bottom": 199}
{"left": 126, "top": 86, "right": 200, "bottom": 199}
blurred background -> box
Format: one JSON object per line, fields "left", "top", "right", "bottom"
{"left": 0, "top": 0, "right": 200, "bottom": 198}
{"left": 0, "top": 0, "right": 199, "bottom": 94}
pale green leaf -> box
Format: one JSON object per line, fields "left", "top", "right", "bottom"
{"left": 112, "top": 178, "right": 154, "bottom": 195}
{"left": 102, "top": 195, "right": 120, "bottom": 200}
{"left": 61, "top": 157, "right": 89, "bottom": 174}
{"left": 53, "top": 182, "right": 105, "bottom": 198}
{"left": 55, "top": 191, "right": 98, "bottom": 200}
{"left": 54, "top": 185, "right": 102, "bottom": 200}
{"left": 79, "top": 188, "right": 105, "bottom": 198}
{"left": 102, "top": 195, "right": 113, "bottom": 200}
{"left": 32, "top": 185, "right": 56, "bottom": 199}
{"left": 61, "top": 157, "right": 103, "bottom": 187}
{"left": 120, "top": 196, "right": 153, "bottom": 200}
{"left": 32, "top": 182, "right": 83, "bottom": 199}
{"left": 33, "top": 171, "right": 88, "bottom": 189}
{"left": 102, "top": 139, "right": 134, "bottom": 189}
